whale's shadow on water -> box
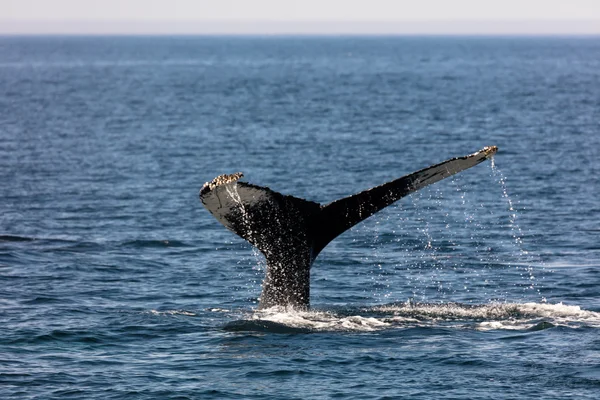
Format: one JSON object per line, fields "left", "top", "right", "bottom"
{"left": 224, "top": 319, "right": 315, "bottom": 334}
{"left": 221, "top": 302, "right": 600, "bottom": 334}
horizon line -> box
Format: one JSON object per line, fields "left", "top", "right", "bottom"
{"left": 2, "top": 19, "right": 600, "bottom": 36}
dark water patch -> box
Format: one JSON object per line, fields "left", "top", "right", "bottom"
{"left": 573, "top": 282, "right": 600, "bottom": 289}
{"left": 46, "top": 389, "right": 89, "bottom": 399}
{"left": 0, "top": 372, "right": 35, "bottom": 384}
{"left": 244, "top": 368, "right": 317, "bottom": 378}
{"left": 0, "top": 236, "right": 81, "bottom": 247}
{"left": 112, "top": 320, "right": 207, "bottom": 339}
{"left": 30, "top": 329, "right": 108, "bottom": 345}
{"left": 0, "top": 235, "right": 35, "bottom": 242}
{"left": 439, "top": 356, "right": 490, "bottom": 367}
{"left": 21, "top": 296, "right": 70, "bottom": 305}
{"left": 70, "top": 358, "right": 126, "bottom": 367}
{"left": 88, "top": 263, "right": 133, "bottom": 273}
{"left": 0, "top": 273, "right": 31, "bottom": 281}
{"left": 51, "top": 241, "right": 105, "bottom": 253}
{"left": 224, "top": 319, "right": 313, "bottom": 334}
{"left": 527, "top": 321, "right": 556, "bottom": 331}
{"left": 120, "top": 239, "right": 192, "bottom": 249}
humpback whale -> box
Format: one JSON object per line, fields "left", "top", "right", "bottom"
{"left": 200, "top": 146, "right": 497, "bottom": 309}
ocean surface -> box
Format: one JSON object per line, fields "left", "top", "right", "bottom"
{"left": 1, "top": 36, "right": 599, "bottom": 399}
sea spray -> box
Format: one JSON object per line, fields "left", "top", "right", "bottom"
{"left": 226, "top": 183, "right": 265, "bottom": 304}
{"left": 358, "top": 161, "right": 546, "bottom": 306}
{"left": 490, "top": 157, "right": 544, "bottom": 298}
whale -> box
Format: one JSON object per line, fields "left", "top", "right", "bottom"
{"left": 199, "top": 146, "right": 497, "bottom": 309}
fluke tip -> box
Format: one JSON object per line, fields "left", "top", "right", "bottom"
{"left": 482, "top": 146, "right": 498, "bottom": 158}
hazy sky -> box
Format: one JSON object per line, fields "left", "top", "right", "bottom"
{"left": 2, "top": 0, "right": 600, "bottom": 34}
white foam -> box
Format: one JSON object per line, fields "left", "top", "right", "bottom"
{"left": 252, "top": 308, "right": 391, "bottom": 332}
{"left": 145, "top": 303, "right": 600, "bottom": 332}
{"left": 515, "top": 302, "right": 600, "bottom": 327}
{"left": 247, "top": 302, "right": 600, "bottom": 332}
{"left": 148, "top": 309, "right": 197, "bottom": 317}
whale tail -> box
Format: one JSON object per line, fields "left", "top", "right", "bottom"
{"left": 199, "top": 146, "right": 497, "bottom": 309}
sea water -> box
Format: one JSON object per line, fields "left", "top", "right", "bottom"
{"left": 1, "top": 36, "right": 599, "bottom": 399}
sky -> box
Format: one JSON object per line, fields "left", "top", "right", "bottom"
{"left": 1, "top": 0, "right": 599, "bottom": 34}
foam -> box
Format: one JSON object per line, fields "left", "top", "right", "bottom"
{"left": 251, "top": 308, "right": 390, "bottom": 332}
{"left": 148, "top": 309, "right": 197, "bottom": 317}
{"left": 246, "top": 302, "right": 600, "bottom": 332}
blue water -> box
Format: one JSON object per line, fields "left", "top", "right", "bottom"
{"left": 1, "top": 36, "right": 599, "bottom": 399}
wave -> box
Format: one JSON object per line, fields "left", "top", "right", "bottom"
{"left": 120, "top": 239, "right": 191, "bottom": 249}
{"left": 0, "top": 235, "right": 193, "bottom": 251}
{"left": 223, "top": 302, "right": 600, "bottom": 333}
{"left": 0, "top": 235, "right": 81, "bottom": 246}
{"left": 0, "top": 235, "right": 36, "bottom": 242}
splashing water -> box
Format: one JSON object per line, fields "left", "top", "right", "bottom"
{"left": 225, "top": 184, "right": 253, "bottom": 241}
{"left": 347, "top": 158, "right": 550, "bottom": 307}
{"left": 359, "top": 216, "right": 393, "bottom": 303}
{"left": 226, "top": 183, "right": 265, "bottom": 304}
{"left": 490, "top": 157, "right": 543, "bottom": 298}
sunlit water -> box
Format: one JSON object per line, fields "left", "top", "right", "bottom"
{"left": 1, "top": 36, "right": 599, "bottom": 399}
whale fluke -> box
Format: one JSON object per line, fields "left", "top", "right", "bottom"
{"left": 199, "top": 146, "right": 497, "bottom": 309}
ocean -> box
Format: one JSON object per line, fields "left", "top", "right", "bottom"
{"left": 1, "top": 36, "right": 599, "bottom": 399}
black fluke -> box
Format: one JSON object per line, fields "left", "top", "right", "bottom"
{"left": 199, "top": 146, "right": 498, "bottom": 309}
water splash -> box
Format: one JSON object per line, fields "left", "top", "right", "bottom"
{"left": 490, "top": 157, "right": 542, "bottom": 298}
{"left": 359, "top": 216, "right": 392, "bottom": 303}
{"left": 226, "top": 183, "right": 265, "bottom": 304}
{"left": 352, "top": 159, "right": 548, "bottom": 306}
{"left": 490, "top": 157, "right": 524, "bottom": 247}
{"left": 407, "top": 189, "right": 445, "bottom": 302}
{"left": 225, "top": 183, "right": 254, "bottom": 243}
{"left": 448, "top": 173, "right": 513, "bottom": 302}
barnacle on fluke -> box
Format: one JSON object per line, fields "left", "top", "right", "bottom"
{"left": 201, "top": 172, "right": 244, "bottom": 194}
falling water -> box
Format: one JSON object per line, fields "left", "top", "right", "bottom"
{"left": 490, "top": 157, "right": 544, "bottom": 299}
{"left": 224, "top": 184, "right": 253, "bottom": 241}
{"left": 225, "top": 183, "right": 265, "bottom": 304}
{"left": 361, "top": 217, "right": 392, "bottom": 303}
{"left": 354, "top": 158, "right": 548, "bottom": 306}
